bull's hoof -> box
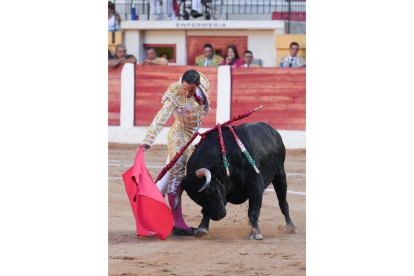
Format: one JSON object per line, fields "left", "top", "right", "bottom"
{"left": 171, "top": 226, "right": 195, "bottom": 236}
{"left": 286, "top": 225, "right": 297, "bottom": 234}
{"left": 194, "top": 228, "right": 208, "bottom": 238}
{"left": 250, "top": 228, "right": 263, "bottom": 240}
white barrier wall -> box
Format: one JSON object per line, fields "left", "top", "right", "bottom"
{"left": 108, "top": 65, "right": 306, "bottom": 149}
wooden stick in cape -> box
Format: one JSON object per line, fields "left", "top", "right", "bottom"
{"left": 200, "top": 105, "right": 263, "bottom": 137}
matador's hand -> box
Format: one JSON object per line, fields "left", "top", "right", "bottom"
{"left": 136, "top": 144, "right": 150, "bottom": 153}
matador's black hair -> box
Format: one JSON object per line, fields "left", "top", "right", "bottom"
{"left": 182, "top": 69, "right": 200, "bottom": 86}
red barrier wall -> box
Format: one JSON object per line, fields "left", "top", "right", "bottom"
{"left": 134, "top": 66, "right": 218, "bottom": 128}
{"left": 109, "top": 66, "right": 306, "bottom": 131}
{"left": 108, "top": 65, "right": 123, "bottom": 126}
{"left": 231, "top": 68, "right": 306, "bottom": 131}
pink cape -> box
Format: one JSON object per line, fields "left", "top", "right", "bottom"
{"left": 122, "top": 146, "right": 173, "bottom": 240}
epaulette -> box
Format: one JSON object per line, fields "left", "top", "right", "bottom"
{"left": 213, "top": 55, "right": 224, "bottom": 64}
{"left": 162, "top": 83, "right": 186, "bottom": 107}
{"left": 279, "top": 55, "right": 289, "bottom": 63}
{"left": 297, "top": 57, "right": 306, "bottom": 67}
{"left": 198, "top": 72, "right": 210, "bottom": 92}
{"left": 195, "top": 55, "right": 205, "bottom": 64}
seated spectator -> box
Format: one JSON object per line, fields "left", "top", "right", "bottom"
{"left": 160, "top": 52, "right": 169, "bottom": 60}
{"left": 108, "top": 1, "right": 121, "bottom": 31}
{"left": 279, "top": 42, "right": 306, "bottom": 67}
{"left": 220, "top": 45, "right": 244, "bottom": 67}
{"left": 108, "top": 49, "right": 112, "bottom": 59}
{"left": 195, "top": 44, "right": 223, "bottom": 66}
{"left": 108, "top": 44, "right": 137, "bottom": 67}
{"left": 141, "top": 47, "right": 168, "bottom": 65}
{"left": 242, "top": 50, "right": 260, "bottom": 67}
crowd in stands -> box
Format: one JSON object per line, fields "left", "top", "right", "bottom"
{"left": 108, "top": 1, "right": 306, "bottom": 68}
{"left": 109, "top": 42, "right": 306, "bottom": 68}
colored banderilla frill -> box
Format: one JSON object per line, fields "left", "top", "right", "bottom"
{"left": 217, "top": 124, "right": 230, "bottom": 176}
{"left": 228, "top": 125, "right": 260, "bottom": 174}
{"left": 155, "top": 106, "right": 263, "bottom": 183}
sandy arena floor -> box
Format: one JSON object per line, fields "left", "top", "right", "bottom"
{"left": 108, "top": 143, "right": 306, "bottom": 276}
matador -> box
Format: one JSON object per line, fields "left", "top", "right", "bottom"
{"left": 140, "top": 69, "right": 210, "bottom": 236}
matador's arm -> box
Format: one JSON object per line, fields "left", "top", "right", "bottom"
{"left": 141, "top": 97, "right": 176, "bottom": 149}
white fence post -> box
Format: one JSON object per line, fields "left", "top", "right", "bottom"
{"left": 216, "top": 65, "right": 232, "bottom": 124}
{"left": 120, "top": 64, "right": 135, "bottom": 127}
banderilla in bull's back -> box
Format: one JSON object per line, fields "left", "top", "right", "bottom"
{"left": 155, "top": 106, "right": 263, "bottom": 183}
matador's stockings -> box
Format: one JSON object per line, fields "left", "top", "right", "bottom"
{"left": 168, "top": 193, "right": 191, "bottom": 230}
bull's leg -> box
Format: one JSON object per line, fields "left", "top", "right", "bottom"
{"left": 194, "top": 208, "right": 210, "bottom": 238}
{"left": 248, "top": 180, "right": 264, "bottom": 240}
{"left": 272, "top": 169, "right": 297, "bottom": 233}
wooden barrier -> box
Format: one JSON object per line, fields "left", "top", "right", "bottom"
{"left": 134, "top": 66, "right": 218, "bottom": 128}
{"left": 108, "top": 65, "right": 123, "bottom": 126}
{"left": 231, "top": 67, "right": 306, "bottom": 130}
{"left": 108, "top": 66, "right": 306, "bottom": 131}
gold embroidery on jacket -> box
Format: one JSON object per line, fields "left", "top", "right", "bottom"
{"left": 141, "top": 77, "right": 209, "bottom": 193}
{"left": 141, "top": 97, "right": 176, "bottom": 147}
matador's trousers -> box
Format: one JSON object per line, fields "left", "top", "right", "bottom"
{"left": 157, "top": 119, "right": 199, "bottom": 195}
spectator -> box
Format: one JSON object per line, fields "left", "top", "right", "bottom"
{"left": 195, "top": 44, "right": 223, "bottom": 66}
{"left": 279, "top": 42, "right": 306, "bottom": 67}
{"left": 108, "top": 2, "right": 121, "bottom": 31}
{"left": 242, "top": 50, "right": 260, "bottom": 67}
{"left": 160, "top": 52, "right": 170, "bottom": 60}
{"left": 108, "top": 44, "right": 137, "bottom": 67}
{"left": 108, "top": 49, "right": 112, "bottom": 59}
{"left": 141, "top": 47, "right": 168, "bottom": 65}
{"left": 220, "top": 45, "right": 244, "bottom": 67}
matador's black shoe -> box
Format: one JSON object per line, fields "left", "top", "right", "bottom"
{"left": 171, "top": 226, "right": 196, "bottom": 236}
{"left": 190, "top": 10, "right": 203, "bottom": 18}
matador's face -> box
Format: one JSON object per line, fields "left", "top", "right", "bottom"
{"left": 181, "top": 81, "right": 199, "bottom": 98}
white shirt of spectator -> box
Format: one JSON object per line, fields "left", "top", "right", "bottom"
{"left": 108, "top": 14, "right": 120, "bottom": 31}
{"left": 244, "top": 63, "right": 250, "bottom": 67}
{"left": 204, "top": 58, "right": 210, "bottom": 66}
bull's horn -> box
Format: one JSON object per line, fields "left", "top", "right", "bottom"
{"left": 196, "top": 168, "right": 212, "bottom": 192}
{"left": 174, "top": 185, "right": 184, "bottom": 210}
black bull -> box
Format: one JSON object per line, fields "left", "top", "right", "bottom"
{"left": 174, "top": 122, "right": 297, "bottom": 240}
